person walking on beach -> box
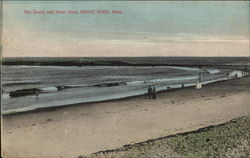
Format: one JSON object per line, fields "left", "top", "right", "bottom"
{"left": 35, "top": 90, "right": 39, "bottom": 101}
{"left": 148, "top": 85, "right": 152, "bottom": 99}
{"left": 152, "top": 85, "right": 157, "bottom": 99}
{"left": 198, "top": 73, "right": 202, "bottom": 83}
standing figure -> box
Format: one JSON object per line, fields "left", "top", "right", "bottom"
{"left": 35, "top": 90, "right": 39, "bottom": 101}
{"left": 152, "top": 85, "right": 157, "bottom": 99}
{"left": 148, "top": 85, "right": 152, "bottom": 99}
{"left": 198, "top": 73, "right": 202, "bottom": 83}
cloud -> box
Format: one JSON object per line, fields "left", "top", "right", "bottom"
{"left": 3, "top": 13, "right": 249, "bottom": 57}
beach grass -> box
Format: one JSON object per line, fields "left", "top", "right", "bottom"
{"left": 86, "top": 115, "right": 250, "bottom": 158}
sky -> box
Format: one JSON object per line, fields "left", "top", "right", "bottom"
{"left": 3, "top": 1, "right": 250, "bottom": 57}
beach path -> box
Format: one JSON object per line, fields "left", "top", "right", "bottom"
{"left": 2, "top": 76, "right": 250, "bottom": 158}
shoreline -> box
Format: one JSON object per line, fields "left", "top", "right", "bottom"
{"left": 2, "top": 57, "right": 250, "bottom": 68}
{"left": 2, "top": 70, "right": 248, "bottom": 115}
{"left": 2, "top": 75, "right": 250, "bottom": 158}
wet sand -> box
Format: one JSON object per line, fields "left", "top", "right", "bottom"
{"left": 2, "top": 76, "right": 250, "bottom": 158}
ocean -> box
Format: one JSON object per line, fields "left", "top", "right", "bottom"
{"left": 1, "top": 65, "right": 244, "bottom": 114}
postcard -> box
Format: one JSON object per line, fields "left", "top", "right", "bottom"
{"left": 1, "top": 1, "right": 250, "bottom": 158}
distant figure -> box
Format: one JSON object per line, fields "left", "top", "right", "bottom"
{"left": 148, "top": 85, "right": 152, "bottom": 99}
{"left": 198, "top": 73, "right": 202, "bottom": 83}
{"left": 152, "top": 85, "right": 157, "bottom": 99}
{"left": 35, "top": 90, "right": 39, "bottom": 101}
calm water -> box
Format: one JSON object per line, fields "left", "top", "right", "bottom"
{"left": 2, "top": 65, "right": 232, "bottom": 114}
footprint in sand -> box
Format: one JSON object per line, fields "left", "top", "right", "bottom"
{"left": 81, "top": 113, "right": 90, "bottom": 115}
{"left": 204, "top": 98, "right": 212, "bottom": 100}
{"left": 107, "top": 112, "right": 116, "bottom": 114}
{"left": 46, "top": 118, "right": 52, "bottom": 122}
{"left": 145, "top": 109, "right": 148, "bottom": 111}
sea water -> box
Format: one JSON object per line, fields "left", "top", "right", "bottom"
{"left": 1, "top": 65, "right": 237, "bottom": 114}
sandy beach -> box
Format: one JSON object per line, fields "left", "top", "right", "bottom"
{"left": 2, "top": 75, "right": 250, "bottom": 158}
